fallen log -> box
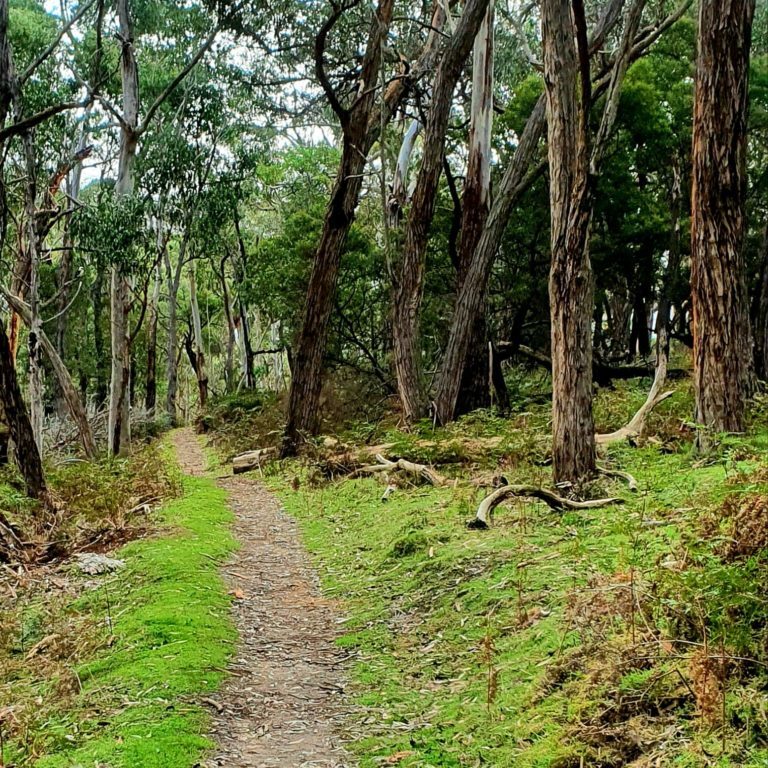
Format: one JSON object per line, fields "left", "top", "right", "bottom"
{"left": 350, "top": 454, "right": 448, "bottom": 486}
{"left": 232, "top": 446, "right": 278, "bottom": 474}
{"left": 472, "top": 484, "right": 624, "bottom": 528}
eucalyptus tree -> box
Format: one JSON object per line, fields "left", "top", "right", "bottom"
{"left": 282, "top": 0, "right": 452, "bottom": 453}
{"left": 691, "top": 0, "right": 756, "bottom": 439}
{"left": 95, "top": 0, "right": 228, "bottom": 455}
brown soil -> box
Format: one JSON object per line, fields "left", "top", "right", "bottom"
{"left": 170, "top": 428, "right": 353, "bottom": 767}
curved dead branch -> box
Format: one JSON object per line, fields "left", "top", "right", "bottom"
{"left": 472, "top": 484, "right": 624, "bottom": 528}
{"left": 596, "top": 348, "right": 673, "bottom": 446}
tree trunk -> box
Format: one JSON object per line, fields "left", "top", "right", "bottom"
{"left": 655, "top": 152, "right": 683, "bottom": 359}
{"left": 219, "top": 255, "right": 236, "bottom": 392}
{"left": 188, "top": 261, "right": 208, "bottom": 408}
{"left": 542, "top": 0, "right": 645, "bottom": 483}
{"left": 392, "top": 0, "right": 492, "bottom": 423}
{"left": 92, "top": 271, "right": 108, "bottom": 407}
{"left": 165, "top": 234, "right": 186, "bottom": 424}
{"left": 691, "top": 0, "right": 756, "bottom": 436}
{"left": 145, "top": 260, "right": 160, "bottom": 412}
{"left": 3, "top": 290, "right": 97, "bottom": 458}
{"left": 0, "top": 317, "right": 46, "bottom": 499}
{"left": 108, "top": 0, "right": 139, "bottom": 456}
{"left": 433, "top": 96, "right": 547, "bottom": 424}
{"left": 454, "top": 0, "right": 495, "bottom": 416}
{"left": 233, "top": 213, "right": 255, "bottom": 389}
{"left": 282, "top": 0, "right": 396, "bottom": 453}
{"left": 754, "top": 222, "right": 768, "bottom": 380}
{"left": 22, "top": 130, "right": 44, "bottom": 453}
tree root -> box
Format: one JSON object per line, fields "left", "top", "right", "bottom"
{"left": 597, "top": 465, "right": 638, "bottom": 491}
{"left": 471, "top": 483, "right": 624, "bottom": 528}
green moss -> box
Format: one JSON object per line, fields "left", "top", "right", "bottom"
{"left": 271, "top": 409, "right": 768, "bottom": 767}
{"left": 3, "top": 474, "right": 236, "bottom": 768}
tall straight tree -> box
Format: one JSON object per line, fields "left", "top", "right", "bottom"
{"left": 541, "top": 0, "right": 645, "bottom": 483}
{"left": 691, "top": 0, "right": 756, "bottom": 437}
{"left": 454, "top": 0, "right": 496, "bottom": 415}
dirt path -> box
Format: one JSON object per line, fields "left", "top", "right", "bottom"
{"left": 170, "top": 428, "right": 353, "bottom": 768}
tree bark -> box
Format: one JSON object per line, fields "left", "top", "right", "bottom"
{"left": 165, "top": 233, "right": 186, "bottom": 424}
{"left": 433, "top": 96, "right": 546, "bottom": 424}
{"left": 282, "top": 0, "right": 396, "bottom": 453}
{"left": 3, "top": 290, "right": 97, "bottom": 458}
{"left": 145, "top": 259, "right": 160, "bottom": 413}
{"left": 542, "top": 0, "right": 645, "bottom": 483}
{"left": 392, "top": 0, "right": 492, "bottom": 423}
{"left": 691, "top": 0, "right": 756, "bottom": 436}
{"left": 454, "top": 0, "right": 495, "bottom": 415}
{"left": 188, "top": 261, "right": 208, "bottom": 408}
{"left": 108, "top": 0, "right": 139, "bottom": 456}
{"left": 0, "top": 317, "right": 46, "bottom": 499}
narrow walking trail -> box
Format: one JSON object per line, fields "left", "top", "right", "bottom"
{"left": 170, "top": 428, "right": 352, "bottom": 767}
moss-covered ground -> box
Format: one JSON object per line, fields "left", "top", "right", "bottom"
{"left": 1, "top": 443, "right": 236, "bottom": 767}
{"left": 257, "top": 382, "right": 768, "bottom": 767}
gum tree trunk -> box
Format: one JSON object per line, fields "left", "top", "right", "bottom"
{"left": 108, "top": 0, "right": 139, "bottom": 456}
{"left": 188, "top": 261, "right": 208, "bottom": 408}
{"left": 454, "top": 0, "right": 496, "bottom": 415}
{"left": 392, "top": 0, "right": 492, "bottom": 423}
{"left": 691, "top": 0, "right": 756, "bottom": 436}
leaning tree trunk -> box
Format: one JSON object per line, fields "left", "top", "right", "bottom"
{"left": 691, "top": 0, "right": 756, "bottom": 436}
{"left": 108, "top": 0, "right": 139, "bottom": 456}
{"left": 188, "top": 261, "right": 208, "bottom": 408}
{"left": 282, "top": 0, "right": 450, "bottom": 454}
{"left": 282, "top": 0, "right": 395, "bottom": 453}
{"left": 0, "top": 317, "right": 46, "bottom": 499}
{"left": 433, "top": 95, "right": 546, "bottom": 424}
{"left": 454, "top": 0, "right": 496, "bottom": 416}
{"left": 392, "top": 0, "right": 492, "bottom": 423}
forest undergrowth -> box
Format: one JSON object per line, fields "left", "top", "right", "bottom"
{"left": 0, "top": 442, "right": 236, "bottom": 767}
{"left": 205, "top": 376, "right": 768, "bottom": 767}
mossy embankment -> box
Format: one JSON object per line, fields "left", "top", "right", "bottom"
{"left": 1, "top": 440, "right": 236, "bottom": 767}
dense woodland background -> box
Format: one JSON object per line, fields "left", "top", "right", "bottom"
{"left": 5, "top": 2, "right": 768, "bottom": 766}
{"left": 0, "top": 0, "right": 765, "bottom": 496}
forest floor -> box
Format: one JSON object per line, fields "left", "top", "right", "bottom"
{"left": 204, "top": 378, "right": 768, "bottom": 768}
{"left": 170, "top": 427, "right": 352, "bottom": 768}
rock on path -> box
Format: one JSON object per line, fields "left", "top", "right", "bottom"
{"left": 170, "top": 428, "right": 353, "bottom": 768}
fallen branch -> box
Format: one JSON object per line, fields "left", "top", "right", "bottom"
{"left": 596, "top": 348, "right": 673, "bottom": 446}
{"left": 472, "top": 483, "right": 624, "bottom": 528}
{"left": 232, "top": 446, "right": 278, "bottom": 474}
{"left": 350, "top": 454, "right": 448, "bottom": 486}
{"left": 597, "top": 465, "right": 638, "bottom": 491}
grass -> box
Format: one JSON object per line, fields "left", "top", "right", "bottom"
{"left": 258, "top": 384, "right": 768, "bottom": 767}
{"left": 1, "top": 442, "right": 237, "bottom": 767}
